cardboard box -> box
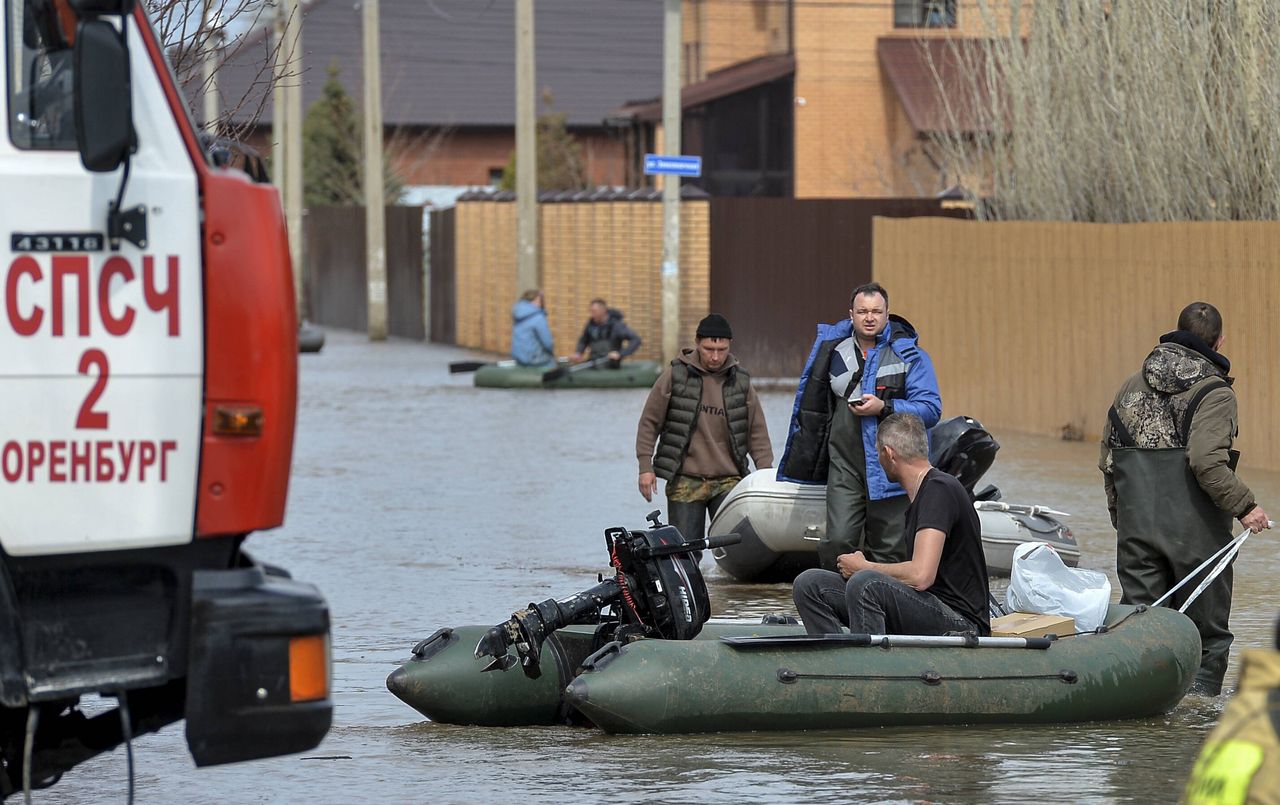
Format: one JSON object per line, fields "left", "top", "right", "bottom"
{"left": 991, "top": 612, "right": 1075, "bottom": 638}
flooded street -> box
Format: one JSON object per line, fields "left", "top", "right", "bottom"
{"left": 46, "top": 331, "right": 1280, "bottom": 803}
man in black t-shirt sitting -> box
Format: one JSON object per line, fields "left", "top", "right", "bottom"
{"left": 793, "top": 413, "right": 991, "bottom": 636}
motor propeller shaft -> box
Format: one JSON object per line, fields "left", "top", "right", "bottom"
{"left": 472, "top": 522, "right": 740, "bottom": 677}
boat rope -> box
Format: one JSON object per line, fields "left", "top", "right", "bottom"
{"left": 118, "top": 690, "right": 135, "bottom": 805}
{"left": 22, "top": 706, "right": 37, "bottom": 805}
{"left": 1154, "top": 525, "right": 1269, "bottom": 613}
{"left": 776, "top": 668, "right": 1079, "bottom": 686}
{"left": 1053, "top": 604, "right": 1149, "bottom": 638}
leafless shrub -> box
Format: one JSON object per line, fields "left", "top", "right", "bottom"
{"left": 926, "top": 1, "right": 1280, "bottom": 222}
{"left": 386, "top": 126, "right": 455, "bottom": 190}
{"left": 151, "top": 0, "right": 298, "bottom": 140}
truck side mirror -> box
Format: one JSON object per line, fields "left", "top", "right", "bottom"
{"left": 73, "top": 19, "right": 132, "bottom": 172}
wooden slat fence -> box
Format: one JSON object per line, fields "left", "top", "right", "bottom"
{"left": 874, "top": 218, "right": 1280, "bottom": 470}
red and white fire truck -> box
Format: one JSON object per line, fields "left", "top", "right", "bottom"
{"left": 0, "top": 0, "right": 330, "bottom": 793}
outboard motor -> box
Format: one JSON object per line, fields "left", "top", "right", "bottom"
{"left": 930, "top": 415, "right": 1000, "bottom": 498}
{"left": 929, "top": 416, "right": 1080, "bottom": 574}
{"left": 473, "top": 511, "right": 739, "bottom": 678}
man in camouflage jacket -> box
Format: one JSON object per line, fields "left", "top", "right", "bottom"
{"left": 1101, "top": 302, "right": 1270, "bottom": 695}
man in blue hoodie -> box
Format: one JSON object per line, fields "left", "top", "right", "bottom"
{"left": 777, "top": 282, "right": 942, "bottom": 569}
{"left": 510, "top": 290, "right": 556, "bottom": 367}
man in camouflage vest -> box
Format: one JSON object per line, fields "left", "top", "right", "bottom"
{"left": 1101, "top": 302, "right": 1271, "bottom": 696}
{"left": 636, "top": 314, "right": 773, "bottom": 548}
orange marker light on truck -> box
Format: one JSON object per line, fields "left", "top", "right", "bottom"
{"left": 289, "top": 635, "right": 329, "bottom": 702}
{"left": 212, "top": 405, "right": 264, "bottom": 436}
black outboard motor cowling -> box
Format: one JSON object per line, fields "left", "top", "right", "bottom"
{"left": 609, "top": 524, "right": 710, "bottom": 641}
{"left": 473, "top": 512, "right": 735, "bottom": 678}
{"left": 930, "top": 415, "right": 1000, "bottom": 497}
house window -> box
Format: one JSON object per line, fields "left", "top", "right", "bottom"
{"left": 894, "top": 0, "right": 956, "bottom": 28}
{"left": 488, "top": 167, "right": 504, "bottom": 186}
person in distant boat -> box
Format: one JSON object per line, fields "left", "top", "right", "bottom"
{"left": 1101, "top": 301, "right": 1271, "bottom": 696}
{"left": 636, "top": 313, "right": 773, "bottom": 548}
{"left": 570, "top": 298, "right": 641, "bottom": 368}
{"left": 1183, "top": 615, "right": 1280, "bottom": 804}
{"left": 510, "top": 289, "right": 556, "bottom": 367}
{"left": 792, "top": 413, "right": 990, "bottom": 637}
{"left": 776, "top": 282, "right": 942, "bottom": 569}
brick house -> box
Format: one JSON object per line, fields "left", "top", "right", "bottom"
{"left": 615, "top": 0, "right": 996, "bottom": 198}
{"left": 213, "top": 0, "right": 663, "bottom": 190}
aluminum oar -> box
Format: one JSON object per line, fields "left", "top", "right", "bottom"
{"left": 721, "top": 633, "right": 1055, "bottom": 650}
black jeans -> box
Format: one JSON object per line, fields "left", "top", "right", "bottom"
{"left": 793, "top": 568, "right": 974, "bottom": 635}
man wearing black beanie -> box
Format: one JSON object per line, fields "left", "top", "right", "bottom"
{"left": 635, "top": 314, "right": 773, "bottom": 548}
{"left": 694, "top": 313, "right": 732, "bottom": 340}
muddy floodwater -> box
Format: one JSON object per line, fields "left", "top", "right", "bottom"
{"left": 45, "top": 332, "right": 1280, "bottom": 803}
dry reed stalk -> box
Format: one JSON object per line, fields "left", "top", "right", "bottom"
{"left": 926, "top": 1, "right": 1280, "bottom": 222}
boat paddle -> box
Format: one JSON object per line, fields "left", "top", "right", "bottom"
{"left": 541, "top": 355, "right": 611, "bottom": 383}
{"left": 721, "top": 633, "right": 1055, "bottom": 650}
{"left": 448, "top": 359, "right": 519, "bottom": 374}
{"left": 974, "top": 500, "right": 1070, "bottom": 518}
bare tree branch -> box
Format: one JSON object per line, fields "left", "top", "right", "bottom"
{"left": 153, "top": 0, "right": 302, "bottom": 139}
{"left": 925, "top": 1, "right": 1280, "bottom": 222}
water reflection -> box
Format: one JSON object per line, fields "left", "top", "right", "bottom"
{"left": 38, "top": 332, "right": 1280, "bottom": 803}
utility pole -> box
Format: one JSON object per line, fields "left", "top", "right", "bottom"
{"left": 660, "top": 0, "right": 681, "bottom": 363}
{"left": 284, "top": 0, "right": 305, "bottom": 322}
{"left": 363, "top": 0, "right": 387, "bottom": 340}
{"left": 201, "top": 0, "right": 220, "bottom": 134}
{"left": 272, "top": 2, "right": 285, "bottom": 198}
{"left": 515, "top": 0, "right": 538, "bottom": 294}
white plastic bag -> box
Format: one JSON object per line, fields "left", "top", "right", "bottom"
{"left": 1006, "top": 541, "right": 1111, "bottom": 633}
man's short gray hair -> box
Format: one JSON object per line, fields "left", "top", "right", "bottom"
{"left": 877, "top": 413, "right": 928, "bottom": 460}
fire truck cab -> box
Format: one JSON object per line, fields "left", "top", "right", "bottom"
{"left": 0, "top": 0, "right": 330, "bottom": 793}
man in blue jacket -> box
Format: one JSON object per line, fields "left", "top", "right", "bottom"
{"left": 777, "top": 282, "right": 942, "bottom": 568}
{"left": 510, "top": 289, "right": 556, "bottom": 366}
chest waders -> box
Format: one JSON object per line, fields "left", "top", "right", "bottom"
{"left": 822, "top": 391, "right": 909, "bottom": 569}
{"left": 1110, "top": 379, "right": 1236, "bottom": 693}
{"left": 588, "top": 332, "right": 619, "bottom": 367}
{"left": 820, "top": 342, "right": 911, "bottom": 570}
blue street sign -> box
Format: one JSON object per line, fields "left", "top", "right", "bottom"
{"left": 644, "top": 154, "right": 703, "bottom": 178}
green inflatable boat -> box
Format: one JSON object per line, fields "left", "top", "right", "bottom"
{"left": 381, "top": 606, "right": 1198, "bottom": 732}
{"left": 474, "top": 360, "right": 662, "bottom": 389}
{"left": 388, "top": 606, "right": 1200, "bottom": 733}
{"left": 566, "top": 604, "right": 1198, "bottom": 734}
{"left": 387, "top": 518, "right": 1201, "bottom": 734}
